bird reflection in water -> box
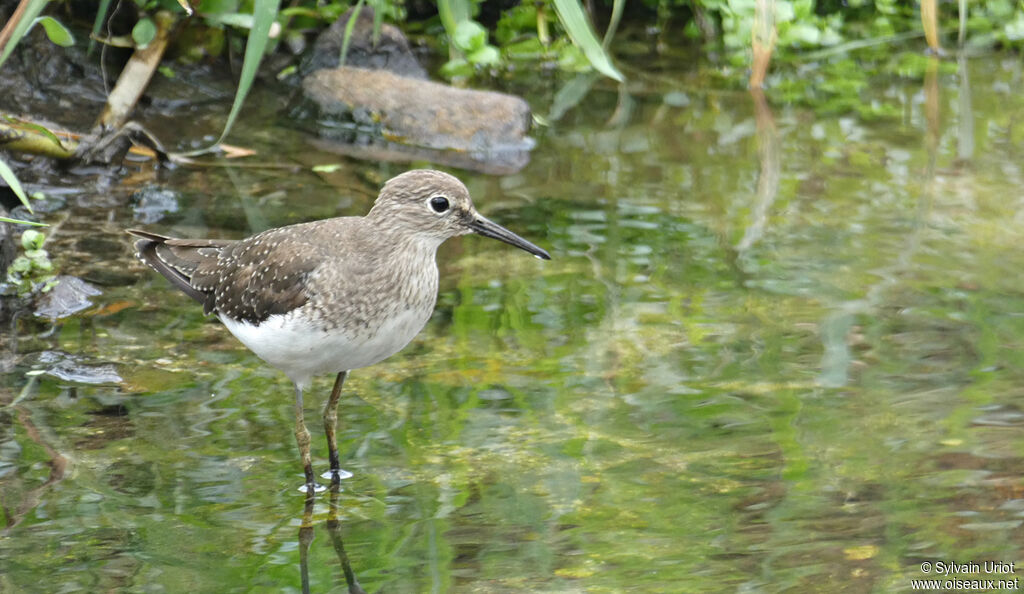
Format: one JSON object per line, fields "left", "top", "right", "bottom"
{"left": 298, "top": 484, "right": 366, "bottom": 594}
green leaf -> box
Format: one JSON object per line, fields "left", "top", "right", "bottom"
{"left": 311, "top": 163, "right": 342, "bottom": 173}
{"left": 792, "top": 0, "right": 814, "bottom": 18}
{"left": 467, "top": 45, "right": 500, "bottom": 66}
{"left": 557, "top": 42, "right": 592, "bottom": 73}
{"left": 2, "top": 115, "right": 68, "bottom": 152}
{"left": 275, "top": 64, "right": 296, "bottom": 80}
{"left": 279, "top": 7, "right": 321, "bottom": 18}
{"left": 820, "top": 26, "right": 843, "bottom": 46}
{"left": 437, "top": 0, "right": 472, "bottom": 40}
{"left": 453, "top": 20, "right": 487, "bottom": 52}
{"left": 40, "top": 276, "right": 59, "bottom": 293}
{"left": 132, "top": 17, "right": 158, "bottom": 49}
{"left": 35, "top": 16, "right": 74, "bottom": 47}
{"left": 550, "top": 0, "right": 624, "bottom": 81}
{"left": 32, "top": 258, "right": 53, "bottom": 272}
{"left": 22, "top": 230, "right": 45, "bottom": 250}
{"left": 9, "top": 256, "right": 31, "bottom": 275}
{"left": 203, "top": 13, "right": 268, "bottom": 29}
{"left": 776, "top": 1, "right": 795, "bottom": 22}
{"left": 440, "top": 58, "right": 473, "bottom": 78}
{"left": 988, "top": 0, "right": 1014, "bottom": 18}
{"left": 786, "top": 22, "right": 822, "bottom": 44}
{"left": 795, "top": 23, "right": 822, "bottom": 44}
{"left": 504, "top": 37, "right": 545, "bottom": 59}
{"left": 0, "top": 157, "right": 32, "bottom": 213}
{"left": 496, "top": 4, "right": 536, "bottom": 45}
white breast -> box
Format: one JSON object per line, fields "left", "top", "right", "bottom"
{"left": 221, "top": 304, "right": 433, "bottom": 389}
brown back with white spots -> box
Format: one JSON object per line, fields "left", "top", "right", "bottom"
{"left": 129, "top": 225, "right": 324, "bottom": 325}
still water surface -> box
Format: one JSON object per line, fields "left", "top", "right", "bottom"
{"left": 2, "top": 51, "right": 1024, "bottom": 592}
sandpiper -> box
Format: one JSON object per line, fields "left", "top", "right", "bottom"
{"left": 129, "top": 170, "right": 550, "bottom": 493}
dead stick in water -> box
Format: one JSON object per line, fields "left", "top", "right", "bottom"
{"left": 95, "top": 10, "right": 176, "bottom": 129}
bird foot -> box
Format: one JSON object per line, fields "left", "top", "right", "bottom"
{"left": 321, "top": 469, "right": 354, "bottom": 481}
{"left": 297, "top": 482, "right": 328, "bottom": 494}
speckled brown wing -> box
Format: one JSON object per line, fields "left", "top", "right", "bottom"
{"left": 196, "top": 225, "right": 324, "bottom": 325}
{"left": 128, "top": 226, "right": 321, "bottom": 325}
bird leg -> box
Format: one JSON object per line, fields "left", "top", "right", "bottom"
{"left": 323, "top": 371, "right": 346, "bottom": 472}
{"left": 321, "top": 371, "right": 353, "bottom": 482}
{"left": 293, "top": 384, "right": 318, "bottom": 493}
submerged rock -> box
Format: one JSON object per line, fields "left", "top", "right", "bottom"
{"left": 34, "top": 350, "right": 122, "bottom": 385}
{"left": 33, "top": 275, "right": 102, "bottom": 320}
{"left": 131, "top": 187, "right": 180, "bottom": 224}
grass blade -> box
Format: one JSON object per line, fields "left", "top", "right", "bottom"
{"left": 551, "top": 0, "right": 623, "bottom": 81}
{"left": 0, "top": 156, "right": 33, "bottom": 213}
{"left": 0, "top": 216, "right": 45, "bottom": 225}
{"left": 214, "top": 0, "right": 280, "bottom": 146}
{"left": 339, "top": 0, "right": 365, "bottom": 66}
{"left": 0, "top": 157, "right": 44, "bottom": 225}
{"left": 89, "top": 0, "right": 113, "bottom": 54}
{"left": 370, "top": 0, "right": 383, "bottom": 45}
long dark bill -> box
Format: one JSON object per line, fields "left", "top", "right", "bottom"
{"left": 468, "top": 216, "right": 551, "bottom": 260}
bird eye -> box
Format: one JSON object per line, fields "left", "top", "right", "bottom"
{"left": 429, "top": 196, "right": 450, "bottom": 213}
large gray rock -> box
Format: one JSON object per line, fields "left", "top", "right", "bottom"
{"left": 303, "top": 66, "right": 533, "bottom": 155}
{"left": 297, "top": 9, "right": 535, "bottom": 174}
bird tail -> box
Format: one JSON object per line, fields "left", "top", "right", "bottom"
{"left": 127, "top": 229, "right": 231, "bottom": 314}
